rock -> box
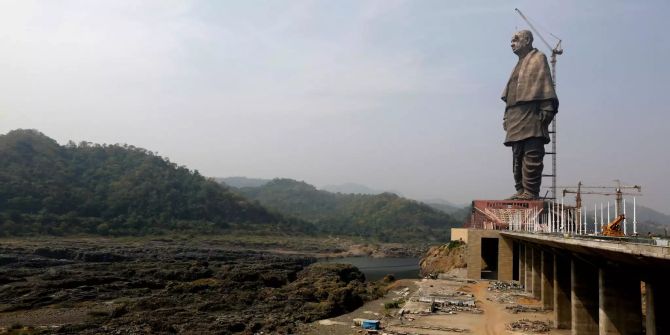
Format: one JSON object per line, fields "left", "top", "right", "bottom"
{"left": 419, "top": 242, "right": 466, "bottom": 277}
{"left": 0, "top": 240, "right": 384, "bottom": 334}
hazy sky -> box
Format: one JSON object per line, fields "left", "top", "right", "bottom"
{"left": 1, "top": 1, "right": 669, "bottom": 213}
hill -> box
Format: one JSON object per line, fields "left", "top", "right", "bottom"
{"left": 230, "top": 178, "right": 460, "bottom": 242}
{"left": 320, "top": 183, "right": 384, "bottom": 195}
{"left": 0, "top": 129, "right": 311, "bottom": 236}
{"left": 423, "top": 199, "right": 471, "bottom": 223}
{"left": 217, "top": 176, "right": 270, "bottom": 188}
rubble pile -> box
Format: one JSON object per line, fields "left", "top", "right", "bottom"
{"left": 435, "top": 305, "right": 483, "bottom": 314}
{"left": 505, "top": 304, "right": 545, "bottom": 314}
{"left": 506, "top": 319, "right": 551, "bottom": 333}
{"left": 488, "top": 292, "right": 528, "bottom": 304}
{"left": 488, "top": 281, "right": 523, "bottom": 291}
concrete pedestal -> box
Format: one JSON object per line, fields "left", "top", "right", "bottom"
{"left": 554, "top": 254, "right": 571, "bottom": 329}
{"left": 599, "top": 266, "right": 642, "bottom": 335}
{"left": 572, "top": 258, "right": 599, "bottom": 335}
{"left": 541, "top": 250, "right": 554, "bottom": 310}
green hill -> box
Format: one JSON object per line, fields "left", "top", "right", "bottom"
{"left": 0, "top": 129, "right": 311, "bottom": 236}
{"left": 232, "top": 178, "right": 460, "bottom": 242}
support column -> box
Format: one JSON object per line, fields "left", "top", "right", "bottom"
{"left": 525, "top": 245, "right": 532, "bottom": 293}
{"left": 599, "top": 266, "right": 642, "bottom": 335}
{"left": 554, "top": 253, "right": 571, "bottom": 329}
{"left": 532, "top": 247, "right": 542, "bottom": 299}
{"left": 541, "top": 250, "right": 554, "bottom": 310}
{"left": 519, "top": 244, "right": 526, "bottom": 287}
{"left": 572, "top": 257, "right": 599, "bottom": 335}
{"left": 498, "top": 237, "right": 514, "bottom": 281}
{"left": 646, "top": 278, "right": 670, "bottom": 335}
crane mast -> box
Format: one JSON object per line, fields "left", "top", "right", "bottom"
{"left": 514, "top": 8, "right": 563, "bottom": 201}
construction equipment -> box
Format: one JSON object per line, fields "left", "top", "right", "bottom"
{"left": 602, "top": 215, "right": 625, "bottom": 237}
{"left": 515, "top": 8, "right": 563, "bottom": 201}
{"left": 561, "top": 180, "right": 642, "bottom": 236}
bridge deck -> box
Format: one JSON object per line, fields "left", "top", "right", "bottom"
{"left": 501, "top": 231, "right": 670, "bottom": 267}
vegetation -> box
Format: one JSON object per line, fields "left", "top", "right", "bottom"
{"left": 232, "top": 178, "right": 461, "bottom": 242}
{"left": 0, "top": 129, "right": 460, "bottom": 241}
{"left": 0, "top": 129, "right": 312, "bottom": 236}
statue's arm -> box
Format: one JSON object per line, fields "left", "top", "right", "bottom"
{"left": 503, "top": 109, "right": 508, "bottom": 131}
{"left": 539, "top": 100, "right": 556, "bottom": 125}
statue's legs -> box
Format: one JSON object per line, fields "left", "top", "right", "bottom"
{"left": 511, "top": 143, "right": 525, "bottom": 193}
{"left": 512, "top": 137, "right": 545, "bottom": 197}
{"left": 521, "top": 138, "right": 545, "bottom": 196}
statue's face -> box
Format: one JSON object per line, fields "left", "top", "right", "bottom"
{"left": 511, "top": 32, "right": 530, "bottom": 54}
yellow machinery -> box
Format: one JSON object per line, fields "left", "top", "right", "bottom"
{"left": 602, "top": 215, "right": 626, "bottom": 237}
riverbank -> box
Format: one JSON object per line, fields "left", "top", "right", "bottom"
{"left": 0, "top": 234, "right": 427, "bottom": 258}
{"left": 0, "top": 236, "right": 397, "bottom": 334}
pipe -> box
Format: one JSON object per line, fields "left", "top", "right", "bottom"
{"left": 561, "top": 197, "right": 565, "bottom": 233}
{"left": 623, "top": 198, "right": 627, "bottom": 235}
{"left": 633, "top": 197, "right": 637, "bottom": 235}
{"left": 600, "top": 202, "right": 610, "bottom": 232}
{"left": 593, "top": 204, "right": 602, "bottom": 235}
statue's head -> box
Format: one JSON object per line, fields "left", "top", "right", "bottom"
{"left": 511, "top": 30, "right": 533, "bottom": 55}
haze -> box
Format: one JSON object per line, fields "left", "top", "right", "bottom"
{"left": 1, "top": 1, "right": 669, "bottom": 212}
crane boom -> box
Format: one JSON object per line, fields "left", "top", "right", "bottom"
{"left": 514, "top": 8, "right": 553, "bottom": 51}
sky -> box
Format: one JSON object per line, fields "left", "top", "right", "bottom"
{"left": 1, "top": 1, "right": 669, "bottom": 213}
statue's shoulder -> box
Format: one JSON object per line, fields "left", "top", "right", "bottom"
{"left": 530, "top": 48, "right": 548, "bottom": 60}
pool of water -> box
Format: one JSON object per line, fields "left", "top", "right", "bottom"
{"left": 320, "top": 256, "right": 420, "bottom": 281}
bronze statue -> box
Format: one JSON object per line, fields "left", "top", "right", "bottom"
{"left": 502, "top": 30, "right": 558, "bottom": 200}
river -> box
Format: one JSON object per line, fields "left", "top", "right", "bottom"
{"left": 320, "top": 256, "right": 420, "bottom": 281}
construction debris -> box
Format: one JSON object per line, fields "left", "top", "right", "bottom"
{"left": 488, "top": 281, "right": 523, "bottom": 291}
{"left": 434, "top": 305, "right": 483, "bottom": 314}
{"left": 388, "top": 324, "right": 469, "bottom": 333}
{"left": 505, "top": 304, "right": 545, "bottom": 314}
{"left": 506, "top": 319, "right": 551, "bottom": 333}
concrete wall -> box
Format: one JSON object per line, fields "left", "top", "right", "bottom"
{"left": 451, "top": 228, "right": 469, "bottom": 244}
{"left": 463, "top": 229, "right": 513, "bottom": 281}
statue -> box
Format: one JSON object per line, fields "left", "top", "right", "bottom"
{"left": 501, "top": 30, "right": 558, "bottom": 200}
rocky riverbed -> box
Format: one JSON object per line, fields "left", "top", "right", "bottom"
{"left": 0, "top": 238, "right": 386, "bottom": 334}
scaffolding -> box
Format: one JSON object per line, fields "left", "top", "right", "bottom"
{"left": 466, "top": 199, "right": 578, "bottom": 234}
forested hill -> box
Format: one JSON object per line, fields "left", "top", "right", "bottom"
{"left": 230, "top": 178, "right": 460, "bottom": 242}
{"left": 0, "top": 129, "right": 311, "bottom": 236}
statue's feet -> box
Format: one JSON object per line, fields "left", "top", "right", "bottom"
{"left": 506, "top": 191, "right": 524, "bottom": 200}
{"left": 516, "top": 192, "right": 539, "bottom": 200}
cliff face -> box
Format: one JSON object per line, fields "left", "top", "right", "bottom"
{"left": 419, "top": 241, "right": 467, "bottom": 277}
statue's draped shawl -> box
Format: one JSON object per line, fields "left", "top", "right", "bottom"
{"left": 501, "top": 49, "right": 558, "bottom": 110}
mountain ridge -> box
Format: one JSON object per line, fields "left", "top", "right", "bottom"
{"left": 0, "top": 129, "right": 310, "bottom": 236}
{"left": 228, "top": 178, "right": 460, "bottom": 242}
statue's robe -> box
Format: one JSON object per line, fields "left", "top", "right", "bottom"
{"left": 501, "top": 48, "right": 559, "bottom": 146}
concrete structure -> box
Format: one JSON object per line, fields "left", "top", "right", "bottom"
{"left": 452, "top": 228, "right": 670, "bottom": 334}
{"left": 451, "top": 228, "right": 513, "bottom": 281}
{"left": 540, "top": 250, "right": 554, "bottom": 310}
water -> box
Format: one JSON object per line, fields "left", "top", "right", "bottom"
{"left": 320, "top": 256, "right": 420, "bottom": 281}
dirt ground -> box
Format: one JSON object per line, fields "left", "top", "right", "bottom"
{"left": 303, "top": 275, "right": 572, "bottom": 335}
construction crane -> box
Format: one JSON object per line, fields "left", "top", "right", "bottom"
{"left": 515, "top": 8, "right": 563, "bottom": 201}
{"left": 561, "top": 180, "right": 642, "bottom": 236}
